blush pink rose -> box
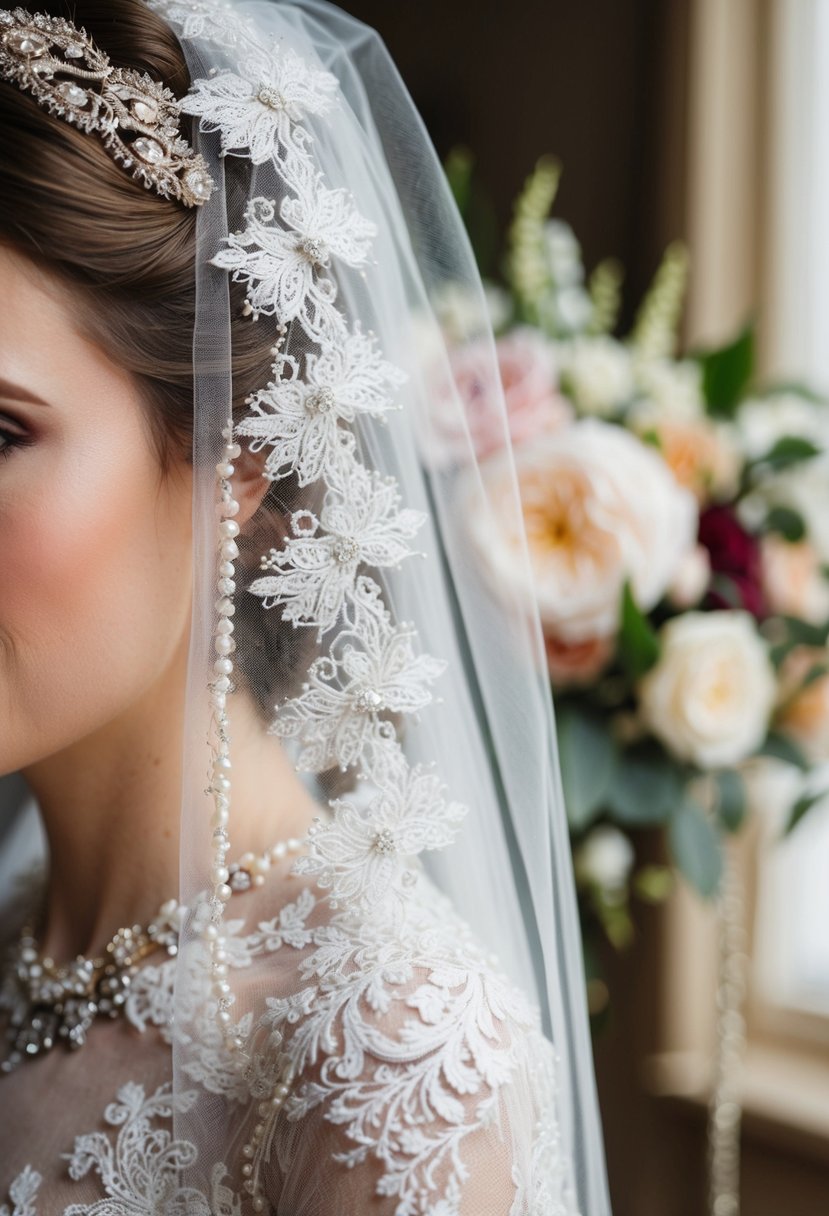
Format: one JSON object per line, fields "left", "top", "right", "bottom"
{"left": 432, "top": 327, "right": 571, "bottom": 464}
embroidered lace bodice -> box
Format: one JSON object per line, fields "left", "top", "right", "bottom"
{"left": 0, "top": 854, "right": 580, "bottom": 1216}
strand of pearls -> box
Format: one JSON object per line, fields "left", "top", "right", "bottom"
{"left": 707, "top": 843, "right": 746, "bottom": 1216}
{"left": 242, "top": 1063, "right": 297, "bottom": 1212}
{"left": 206, "top": 419, "right": 243, "bottom": 1047}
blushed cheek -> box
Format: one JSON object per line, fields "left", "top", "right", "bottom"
{"left": 0, "top": 431, "right": 193, "bottom": 770}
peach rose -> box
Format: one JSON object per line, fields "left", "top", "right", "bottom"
{"left": 473, "top": 419, "right": 698, "bottom": 643}
{"left": 776, "top": 646, "right": 829, "bottom": 761}
{"left": 631, "top": 410, "right": 741, "bottom": 504}
{"left": 668, "top": 545, "right": 711, "bottom": 609}
{"left": 761, "top": 536, "right": 829, "bottom": 625}
{"left": 545, "top": 633, "right": 615, "bottom": 688}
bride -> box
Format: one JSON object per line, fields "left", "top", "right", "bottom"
{"left": 0, "top": 1, "right": 611, "bottom": 1212}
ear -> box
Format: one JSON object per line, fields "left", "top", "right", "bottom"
{"left": 231, "top": 438, "right": 271, "bottom": 526}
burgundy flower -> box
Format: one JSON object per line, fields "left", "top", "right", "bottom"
{"left": 698, "top": 505, "right": 767, "bottom": 618}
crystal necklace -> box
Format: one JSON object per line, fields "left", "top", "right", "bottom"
{"left": 0, "top": 837, "right": 304, "bottom": 1073}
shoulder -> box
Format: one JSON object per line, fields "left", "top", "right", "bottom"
{"left": 240, "top": 869, "right": 569, "bottom": 1214}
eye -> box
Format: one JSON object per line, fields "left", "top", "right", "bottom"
{"left": 0, "top": 419, "right": 30, "bottom": 460}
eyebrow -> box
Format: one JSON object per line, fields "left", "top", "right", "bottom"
{"left": 0, "top": 376, "right": 51, "bottom": 408}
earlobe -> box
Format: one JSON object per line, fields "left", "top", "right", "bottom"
{"left": 230, "top": 439, "right": 270, "bottom": 526}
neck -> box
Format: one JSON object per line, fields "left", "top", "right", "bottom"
{"left": 21, "top": 636, "right": 319, "bottom": 960}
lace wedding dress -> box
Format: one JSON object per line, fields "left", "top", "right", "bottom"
{"left": 1, "top": 832, "right": 577, "bottom": 1216}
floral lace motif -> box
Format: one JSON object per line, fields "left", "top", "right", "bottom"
{"left": 0, "top": 1167, "right": 41, "bottom": 1216}
{"left": 0, "top": 4, "right": 580, "bottom": 1215}
{"left": 2, "top": 874, "right": 575, "bottom": 1216}
{"left": 250, "top": 462, "right": 426, "bottom": 637}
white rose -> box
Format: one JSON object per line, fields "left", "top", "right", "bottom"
{"left": 639, "top": 611, "right": 776, "bottom": 769}
{"left": 474, "top": 418, "right": 698, "bottom": 642}
{"left": 763, "top": 454, "right": 829, "bottom": 563}
{"left": 560, "top": 336, "right": 635, "bottom": 417}
{"left": 738, "top": 393, "right": 829, "bottom": 461}
{"left": 633, "top": 357, "right": 704, "bottom": 420}
{"left": 575, "top": 825, "right": 634, "bottom": 893}
{"left": 668, "top": 544, "right": 711, "bottom": 608}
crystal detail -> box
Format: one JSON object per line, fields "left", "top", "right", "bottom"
{"left": 133, "top": 136, "right": 165, "bottom": 165}
{"left": 257, "top": 83, "right": 286, "bottom": 110}
{"left": 353, "top": 686, "right": 383, "bottom": 713}
{"left": 5, "top": 30, "right": 47, "bottom": 55}
{"left": 64, "top": 42, "right": 83, "bottom": 57}
{"left": 184, "top": 165, "right": 213, "bottom": 201}
{"left": 300, "top": 236, "right": 326, "bottom": 265}
{"left": 59, "top": 81, "right": 87, "bottom": 107}
{"left": 132, "top": 97, "right": 158, "bottom": 123}
{"left": 373, "top": 828, "right": 397, "bottom": 856}
{"left": 332, "top": 536, "right": 361, "bottom": 564}
{"left": 305, "top": 387, "right": 336, "bottom": 414}
{"left": 228, "top": 867, "right": 253, "bottom": 893}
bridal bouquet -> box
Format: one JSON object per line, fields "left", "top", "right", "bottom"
{"left": 441, "top": 155, "right": 829, "bottom": 979}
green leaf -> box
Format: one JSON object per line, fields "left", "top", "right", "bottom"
{"left": 605, "top": 746, "right": 682, "bottom": 826}
{"left": 618, "top": 582, "right": 661, "bottom": 679}
{"left": 696, "top": 324, "right": 755, "bottom": 419}
{"left": 755, "top": 380, "right": 825, "bottom": 404}
{"left": 757, "top": 732, "right": 810, "bottom": 770}
{"left": 716, "top": 769, "right": 746, "bottom": 833}
{"left": 749, "top": 435, "right": 822, "bottom": 473}
{"left": 785, "top": 788, "right": 829, "bottom": 835}
{"left": 777, "top": 615, "right": 829, "bottom": 648}
{"left": 669, "top": 797, "right": 723, "bottom": 897}
{"left": 556, "top": 703, "right": 617, "bottom": 832}
{"left": 764, "top": 505, "right": 806, "bottom": 543}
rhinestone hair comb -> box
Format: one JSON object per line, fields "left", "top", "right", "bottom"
{"left": 0, "top": 6, "right": 214, "bottom": 207}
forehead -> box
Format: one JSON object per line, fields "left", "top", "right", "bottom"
{"left": 0, "top": 245, "right": 134, "bottom": 405}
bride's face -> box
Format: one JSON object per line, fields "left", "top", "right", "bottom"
{"left": 0, "top": 245, "right": 194, "bottom": 776}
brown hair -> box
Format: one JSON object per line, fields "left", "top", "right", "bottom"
{"left": 0, "top": 0, "right": 323, "bottom": 718}
{"left": 0, "top": 0, "right": 269, "bottom": 464}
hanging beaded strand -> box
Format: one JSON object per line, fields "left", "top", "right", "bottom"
{"left": 205, "top": 418, "right": 243, "bottom": 1047}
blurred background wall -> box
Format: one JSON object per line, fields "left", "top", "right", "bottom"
{"left": 337, "top": 3, "right": 829, "bottom": 1213}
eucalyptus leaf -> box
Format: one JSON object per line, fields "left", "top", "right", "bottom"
{"left": 785, "top": 788, "right": 829, "bottom": 835}
{"left": 716, "top": 769, "right": 746, "bottom": 833}
{"left": 556, "top": 703, "right": 617, "bottom": 832}
{"left": 756, "top": 732, "right": 810, "bottom": 770}
{"left": 669, "top": 797, "right": 723, "bottom": 897}
{"left": 605, "top": 746, "right": 682, "bottom": 826}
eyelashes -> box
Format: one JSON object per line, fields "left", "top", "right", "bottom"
{"left": 0, "top": 421, "right": 31, "bottom": 460}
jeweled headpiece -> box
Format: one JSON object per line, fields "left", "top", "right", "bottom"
{"left": 0, "top": 6, "right": 213, "bottom": 207}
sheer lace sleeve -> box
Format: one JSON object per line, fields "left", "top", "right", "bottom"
{"left": 235, "top": 873, "right": 580, "bottom": 1216}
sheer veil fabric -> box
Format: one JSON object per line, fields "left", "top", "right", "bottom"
{"left": 1, "top": 1, "right": 612, "bottom": 1212}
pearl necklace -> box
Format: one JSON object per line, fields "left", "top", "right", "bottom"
{"left": 0, "top": 837, "right": 304, "bottom": 1073}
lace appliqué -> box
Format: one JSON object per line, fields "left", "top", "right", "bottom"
{"left": 180, "top": 52, "right": 337, "bottom": 162}
{"left": 0, "top": 1167, "right": 41, "bottom": 1216}
{"left": 236, "top": 326, "right": 406, "bottom": 487}
{"left": 294, "top": 767, "right": 467, "bottom": 911}
{"left": 212, "top": 191, "right": 375, "bottom": 335}
{"left": 64, "top": 1082, "right": 237, "bottom": 1216}
{"left": 250, "top": 464, "right": 426, "bottom": 637}
{"left": 270, "top": 578, "right": 445, "bottom": 777}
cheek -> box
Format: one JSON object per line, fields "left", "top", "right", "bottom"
{"left": 0, "top": 422, "right": 193, "bottom": 769}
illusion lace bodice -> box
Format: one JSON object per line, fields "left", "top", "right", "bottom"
{"left": 0, "top": 853, "right": 579, "bottom": 1216}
